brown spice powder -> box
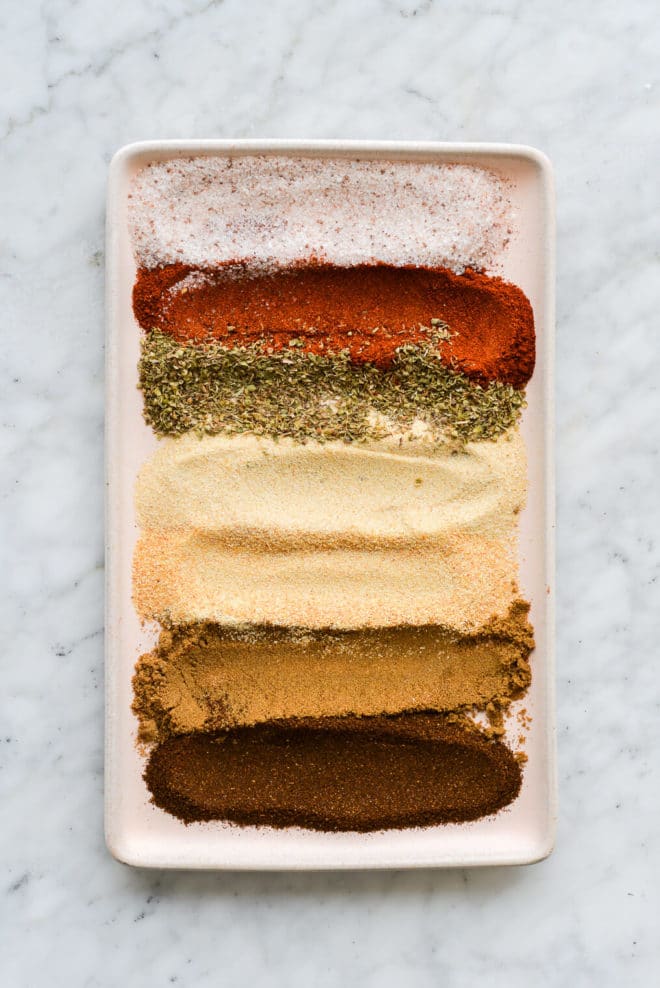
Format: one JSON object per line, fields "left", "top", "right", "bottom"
{"left": 144, "top": 713, "right": 523, "bottom": 830}
{"left": 132, "top": 601, "right": 533, "bottom": 747}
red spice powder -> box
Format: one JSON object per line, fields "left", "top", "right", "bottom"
{"left": 133, "top": 263, "right": 535, "bottom": 388}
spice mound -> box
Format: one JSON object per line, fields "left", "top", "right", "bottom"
{"left": 132, "top": 429, "right": 527, "bottom": 630}
{"left": 129, "top": 157, "right": 512, "bottom": 273}
{"left": 133, "top": 264, "right": 535, "bottom": 388}
{"left": 139, "top": 330, "right": 526, "bottom": 445}
{"left": 143, "top": 713, "right": 523, "bottom": 830}
{"left": 132, "top": 601, "right": 534, "bottom": 745}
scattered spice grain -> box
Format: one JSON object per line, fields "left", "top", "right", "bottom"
{"left": 129, "top": 157, "right": 512, "bottom": 274}
{"left": 138, "top": 330, "right": 526, "bottom": 445}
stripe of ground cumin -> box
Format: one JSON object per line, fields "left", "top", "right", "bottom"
{"left": 131, "top": 600, "right": 534, "bottom": 746}
{"left": 143, "top": 713, "right": 523, "bottom": 830}
{"left": 132, "top": 263, "right": 536, "bottom": 389}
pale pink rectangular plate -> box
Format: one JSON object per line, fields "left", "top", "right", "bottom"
{"left": 105, "top": 140, "right": 556, "bottom": 869}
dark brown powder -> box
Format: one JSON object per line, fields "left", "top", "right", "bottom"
{"left": 144, "top": 713, "right": 522, "bottom": 831}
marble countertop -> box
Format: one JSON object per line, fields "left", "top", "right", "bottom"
{"left": 2, "top": 0, "right": 659, "bottom": 984}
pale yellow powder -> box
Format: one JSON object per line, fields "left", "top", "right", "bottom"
{"left": 133, "top": 430, "right": 526, "bottom": 630}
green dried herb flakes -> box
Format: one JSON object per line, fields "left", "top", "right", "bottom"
{"left": 139, "top": 330, "right": 526, "bottom": 445}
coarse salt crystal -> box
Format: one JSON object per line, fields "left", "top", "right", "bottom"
{"left": 129, "top": 156, "right": 512, "bottom": 274}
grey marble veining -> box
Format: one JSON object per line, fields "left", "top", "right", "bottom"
{"left": 2, "top": 0, "right": 659, "bottom": 984}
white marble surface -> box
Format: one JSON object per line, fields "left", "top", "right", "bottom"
{"left": 2, "top": 0, "right": 659, "bottom": 983}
